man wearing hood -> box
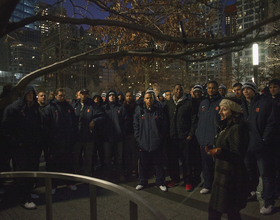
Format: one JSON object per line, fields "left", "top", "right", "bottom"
{"left": 117, "top": 91, "right": 125, "bottom": 105}
{"left": 195, "top": 80, "right": 223, "bottom": 194}
{"left": 43, "top": 88, "right": 77, "bottom": 194}
{"left": 1, "top": 86, "right": 42, "bottom": 209}
{"left": 101, "top": 90, "right": 129, "bottom": 181}
{"left": 164, "top": 84, "right": 197, "bottom": 191}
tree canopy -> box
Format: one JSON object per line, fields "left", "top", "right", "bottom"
{"left": 1, "top": 0, "right": 280, "bottom": 107}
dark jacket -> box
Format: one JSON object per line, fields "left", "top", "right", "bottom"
{"left": 1, "top": 86, "right": 42, "bottom": 147}
{"left": 123, "top": 99, "right": 137, "bottom": 135}
{"left": 164, "top": 96, "right": 197, "bottom": 139}
{"left": 195, "top": 93, "right": 223, "bottom": 147}
{"left": 43, "top": 98, "right": 76, "bottom": 154}
{"left": 241, "top": 94, "right": 275, "bottom": 151}
{"left": 210, "top": 122, "right": 249, "bottom": 213}
{"left": 72, "top": 98, "right": 105, "bottom": 143}
{"left": 134, "top": 101, "right": 168, "bottom": 152}
{"left": 101, "top": 90, "right": 129, "bottom": 142}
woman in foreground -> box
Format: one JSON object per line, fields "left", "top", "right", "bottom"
{"left": 205, "top": 97, "right": 249, "bottom": 220}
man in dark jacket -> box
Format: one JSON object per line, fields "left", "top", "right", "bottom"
{"left": 164, "top": 84, "right": 197, "bottom": 191}
{"left": 269, "top": 79, "right": 280, "bottom": 197}
{"left": 44, "top": 88, "right": 77, "bottom": 194}
{"left": 123, "top": 91, "right": 138, "bottom": 177}
{"left": 195, "top": 80, "right": 223, "bottom": 194}
{"left": 72, "top": 88, "right": 104, "bottom": 176}
{"left": 101, "top": 90, "right": 129, "bottom": 181}
{"left": 134, "top": 91, "right": 168, "bottom": 191}
{"left": 1, "top": 86, "right": 42, "bottom": 209}
{"left": 241, "top": 82, "right": 275, "bottom": 215}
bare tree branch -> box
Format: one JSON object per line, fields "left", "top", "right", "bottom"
{"left": 4, "top": 14, "right": 280, "bottom": 47}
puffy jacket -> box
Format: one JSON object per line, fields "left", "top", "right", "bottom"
{"left": 164, "top": 96, "right": 197, "bottom": 139}
{"left": 72, "top": 98, "right": 105, "bottom": 143}
{"left": 133, "top": 101, "right": 168, "bottom": 152}
{"left": 241, "top": 94, "right": 275, "bottom": 151}
{"left": 101, "top": 90, "right": 129, "bottom": 142}
{"left": 1, "top": 86, "right": 42, "bottom": 147}
{"left": 43, "top": 98, "right": 77, "bottom": 151}
{"left": 195, "top": 93, "right": 223, "bottom": 147}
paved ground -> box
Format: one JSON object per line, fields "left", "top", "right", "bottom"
{"left": 1, "top": 160, "right": 280, "bottom": 219}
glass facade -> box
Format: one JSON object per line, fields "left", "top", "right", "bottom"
{"left": 10, "top": 0, "right": 39, "bottom": 30}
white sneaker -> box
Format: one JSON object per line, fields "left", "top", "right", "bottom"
{"left": 135, "top": 185, "right": 144, "bottom": 190}
{"left": 52, "top": 188, "right": 56, "bottom": 195}
{"left": 159, "top": 185, "right": 167, "bottom": 192}
{"left": 67, "top": 185, "right": 77, "bottom": 191}
{"left": 260, "top": 205, "right": 274, "bottom": 215}
{"left": 21, "top": 201, "right": 36, "bottom": 210}
{"left": 30, "top": 193, "right": 39, "bottom": 199}
{"left": 200, "top": 188, "right": 211, "bottom": 194}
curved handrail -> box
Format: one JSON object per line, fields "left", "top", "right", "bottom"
{"left": 0, "top": 171, "right": 167, "bottom": 220}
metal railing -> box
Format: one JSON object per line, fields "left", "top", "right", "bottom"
{"left": 0, "top": 171, "right": 167, "bottom": 220}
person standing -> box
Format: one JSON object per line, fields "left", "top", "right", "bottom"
{"left": 72, "top": 88, "right": 104, "bottom": 176}
{"left": 195, "top": 80, "right": 223, "bottom": 194}
{"left": 164, "top": 84, "right": 197, "bottom": 191}
{"left": 218, "top": 84, "right": 227, "bottom": 97}
{"left": 123, "top": 91, "right": 138, "bottom": 177}
{"left": 206, "top": 97, "right": 249, "bottom": 220}
{"left": 1, "top": 86, "right": 42, "bottom": 209}
{"left": 232, "top": 83, "right": 243, "bottom": 99}
{"left": 241, "top": 81, "right": 275, "bottom": 214}
{"left": 101, "top": 90, "right": 129, "bottom": 182}
{"left": 134, "top": 91, "right": 168, "bottom": 191}
{"left": 44, "top": 88, "right": 77, "bottom": 194}
{"left": 268, "top": 79, "right": 280, "bottom": 196}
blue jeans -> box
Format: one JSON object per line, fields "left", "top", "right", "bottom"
{"left": 200, "top": 146, "right": 214, "bottom": 189}
{"left": 244, "top": 149, "right": 275, "bottom": 207}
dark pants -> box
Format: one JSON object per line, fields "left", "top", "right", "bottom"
{"left": 74, "top": 141, "right": 94, "bottom": 176}
{"left": 138, "top": 148, "right": 165, "bottom": 186}
{"left": 200, "top": 146, "right": 215, "bottom": 189}
{"left": 13, "top": 144, "right": 42, "bottom": 201}
{"left": 103, "top": 141, "right": 123, "bottom": 179}
{"left": 47, "top": 150, "right": 75, "bottom": 188}
{"left": 208, "top": 207, "right": 242, "bottom": 220}
{"left": 123, "top": 134, "right": 138, "bottom": 173}
{"left": 244, "top": 149, "right": 275, "bottom": 207}
{"left": 167, "top": 139, "right": 197, "bottom": 185}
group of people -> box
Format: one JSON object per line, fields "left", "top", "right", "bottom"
{"left": 0, "top": 78, "right": 279, "bottom": 219}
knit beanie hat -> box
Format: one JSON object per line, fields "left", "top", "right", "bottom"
{"left": 101, "top": 91, "right": 106, "bottom": 97}
{"left": 241, "top": 82, "right": 257, "bottom": 93}
{"left": 146, "top": 87, "right": 155, "bottom": 95}
{"left": 136, "top": 91, "right": 142, "bottom": 97}
{"left": 219, "top": 84, "right": 226, "bottom": 90}
{"left": 193, "top": 84, "right": 203, "bottom": 93}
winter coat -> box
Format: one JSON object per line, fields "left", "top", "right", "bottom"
{"left": 133, "top": 102, "right": 168, "bottom": 152}
{"left": 164, "top": 96, "right": 197, "bottom": 139}
{"left": 101, "top": 90, "right": 129, "bottom": 142}
{"left": 72, "top": 98, "right": 105, "bottom": 143}
{"left": 1, "top": 86, "right": 42, "bottom": 147}
{"left": 195, "top": 93, "right": 223, "bottom": 147}
{"left": 43, "top": 98, "right": 77, "bottom": 154}
{"left": 123, "top": 99, "right": 137, "bottom": 135}
{"left": 241, "top": 94, "right": 275, "bottom": 151}
{"left": 209, "top": 122, "right": 249, "bottom": 213}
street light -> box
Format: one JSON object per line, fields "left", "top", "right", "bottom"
{"left": 252, "top": 43, "right": 259, "bottom": 87}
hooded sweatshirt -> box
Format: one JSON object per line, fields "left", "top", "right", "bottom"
{"left": 1, "top": 86, "right": 42, "bottom": 147}
{"left": 101, "top": 90, "right": 129, "bottom": 142}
